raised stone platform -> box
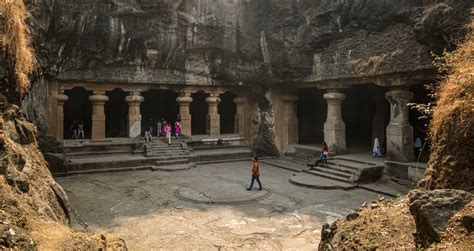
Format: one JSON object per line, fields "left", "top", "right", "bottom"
{"left": 175, "top": 187, "right": 270, "bottom": 205}
{"left": 289, "top": 173, "right": 357, "bottom": 190}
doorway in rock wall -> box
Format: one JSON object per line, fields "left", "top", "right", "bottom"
{"left": 219, "top": 92, "right": 237, "bottom": 134}
{"left": 141, "top": 89, "right": 179, "bottom": 136}
{"left": 105, "top": 89, "right": 128, "bottom": 138}
{"left": 63, "top": 87, "right": 92, "bottom": 139}
{"left": 191, "top": 91, "right": 208, "bottom": 135}
{"left": 342, "top": 85, "right": 378, "bottom": 151}
{"left": 297, "top": 88, "right": 326, "bottom": 146}
{"left": 410, "top": 83, "right": 431, "bottom": 162}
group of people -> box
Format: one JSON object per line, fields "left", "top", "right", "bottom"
{"left": 70, "top": 121, "right": 85, "bottom": 139}
{"left": 144, "top": 118, "right": 182, "bottom": 145}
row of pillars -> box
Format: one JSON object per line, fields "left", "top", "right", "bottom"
{"left": 54, "top": 91, "right": 246, "bottom": 141}
{"left": 280, "top": 89, "right": 415, "bottom": 162}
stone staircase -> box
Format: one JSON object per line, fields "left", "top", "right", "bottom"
{"left": 144, "top": 140, "right": 191, "bottom": 167}
{"left": 302, "top": 157, "right": 384, "bottom": 183}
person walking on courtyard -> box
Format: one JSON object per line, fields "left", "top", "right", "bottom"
{"left": 319, "top": 141, "right": 329, "bottom": 166}
{"left": 247, "top": 157, "right": 263, "bottom": 191}
{"left": 156, "top": 119, "right": 163, "bottom": 137}
{"left": 372, "top": 138, "right": 381, "bottom": 157}
{"left": 164, "top": 121, "right": 172, "bottom": 145}
{"left": 78, "top": 121, "right": 85, "bottom": 139}
{"left": 174, "top": 120, "right": 182, "bottom": 138}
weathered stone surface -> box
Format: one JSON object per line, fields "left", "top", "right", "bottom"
{"left": 25, "top": 0, "right": 471, "bottom": 86}
{"left": 408, "top": 189, "right": 472, "bottom": 246}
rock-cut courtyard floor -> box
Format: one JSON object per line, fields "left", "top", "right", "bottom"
{"left": 56, "top": 160, "right": 383, "bottom": 250}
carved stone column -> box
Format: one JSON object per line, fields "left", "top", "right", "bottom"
{"left": 55, "top": 93, "right": 68, "bottom": 140}
{"left": 323, "top": 90, "right": 347, "bottom": 153}
{"left": 233, "top": 97, "right": 245, "bottom": 137}
{"left": 176, "top": 94, "right": 193, "bottom": 136}
{"left": 386, "top": 89, "right": 414, "bottom": 162}
{"left": 88, "top": 92, "right": 109, "bottom": 140}
{"left": 206, "top": 95, "right": 221, "bottom": 136}
{"left": 125, "top": 92, "right": 144, "bottom": 138}
{"left": 281, "top": 95, "right": 299, "bottom": 147}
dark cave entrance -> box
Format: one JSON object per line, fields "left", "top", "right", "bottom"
{"left": 63, "top": 87, "right": 92, "bottom": 139}
{"left": 410, "top": 83, "right": 431, "bottom": 162}
{"left": 105, "top": 89, "right": 128, "bottom": 138}
{"left": 141, "top": 89, "right": 179, "bottom": 136}
{"left": 342, "top": 85, "right": 379, "bottom": 151}
{"left": 219, "top": 92, "right": 237, "bottom": 134}
{"left": 297, "top": 88, "right": 326, "bottom": 145}
{"left": 191, "top": 91, "right": 208, "bottom": 135}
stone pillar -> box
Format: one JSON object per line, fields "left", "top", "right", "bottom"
{"left": 323, "top": 91, "right": 347, "bottom": 153}
{"left": 125, "top": 92, "right": 144, "bottom": 138}
{"left": 206, "top": 95, "right": 221, "bottom": 136}
{"left": 55, "top": 93, "right": 68, "bottom": 140}
{"left": 176, "top": 94, "right": 193, "bottom": 136}
{"left": 88, "top": 92, "right": 109, "bottom": 140}
{"left": 233, "top": 97, "right": 245, "bottom": 136}
{"left": 281, "top": 95, "right": 299, "bottom": 147}
{"left": 385, "top": 90, "right": 414, "bottom": 162}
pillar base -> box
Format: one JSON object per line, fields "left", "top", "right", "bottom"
{"left": 324, "top": 121, "right": 347, "bottom": 154}
{"left": 386, "top": 123, "right": 414, "bottom": 162}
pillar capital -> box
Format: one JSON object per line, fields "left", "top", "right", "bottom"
{"left": 323, "top": 92, "right": 346, "bottom": 101}
{"left": 233, "top": 97, "right": 245, "bottom": 104}
{"left": 89, "top": 94, "right": 109, "bottom": 104}
{"left": 205, "top": 96, "right": 221, "bottom": 104}
{"left": 55, "top": 93, "right": 69, "bottom": 104}
{"left": 281, "top": 95, "right": 298, "bottom": 102}
{"left": 385, "top": 90, "right": 414, "bottom": 102}
{"left": 125, "top": 94, "right": 145, "bottom": 104}
{"left": 176, "top": 96, "right": 193, "bottom": 104}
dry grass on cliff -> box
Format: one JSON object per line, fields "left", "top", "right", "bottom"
{"left": 0, "top": 0, "right": 36, "bottom": 94}
{"left": 420, "top": 20, "right": 474, "bottom": 192}
{"left": 327, "top": 197, "right": 416, "bottom": 250}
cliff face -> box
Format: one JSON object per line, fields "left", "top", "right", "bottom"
{"left": 30, "top": 0, "right": 471, "bottom": 85}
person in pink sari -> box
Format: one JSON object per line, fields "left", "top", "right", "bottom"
{"left": 163, "top": 121, "right": 171, "bottom": 145}
{"left": 174, "top": 120, "right": 182, "bottom": 138}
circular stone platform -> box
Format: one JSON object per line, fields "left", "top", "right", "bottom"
{"left": 175, "top": 185, "right": 271, "bottom": 205}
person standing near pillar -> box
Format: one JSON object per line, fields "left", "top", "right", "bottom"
{"left": 175, "top": 120, "right": 182, "bottom": 138}
{"left": 157, "top": 118, "right": 163, "bottom": 137}
{"left": 164, "top": 120, "right": 172, "bottom": 145}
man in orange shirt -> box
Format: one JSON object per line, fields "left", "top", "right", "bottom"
{"left": 246, "top": 157, "right": 263, "bottom": 191}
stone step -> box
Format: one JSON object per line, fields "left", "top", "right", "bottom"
{"left": 310, "top": 166, "right": 354, "bottom": 180}
{"left": 146, "top": 152, "right": 189, "bottom": 157}
{"left": 303, "top": 169, "right": 355, "bottom": 183}
{"left": 67, "top": 158, "right": 154, "bottom": 172}
{"left": 65, "top": 149, "right": 131, "bottom": 156}
{"left": 289, "top": 173, "right": 358, "bottom": 190}
{"left": 66, "top": 165, "right": 152, "bottom": 175}
{"left": 151, "top": 155, "right": 190, "bottom": 161}
{"left": 326, "top": 160, "right": 364, "bottom": 171}
{"left": 155, "top": 159, "right": 189, "bottom": 166}
{"left": 321, "top": 163, "right": 360, "bottom": 175}
{"left": 151, "top": 163, "right": 196, "bottom": 172}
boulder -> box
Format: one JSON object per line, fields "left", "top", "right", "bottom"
{"left": 408, "top": 189, "right": 472, "bottom": 246}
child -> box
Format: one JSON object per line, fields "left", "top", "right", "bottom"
{"left": 246, "top": 157, "right": 263, "bottom": 191}
{"left": 319, "top": 141, "right": 329, "bottom": 166}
